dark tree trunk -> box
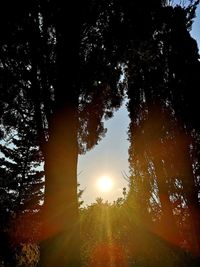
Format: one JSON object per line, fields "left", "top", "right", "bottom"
{"left": 177, "top": 136, "right": 200, "bottom": 256}
{"left": 40, "top": 106, "right": 80, "bottom": 267}
{"left": 39, "top": 2, "right": 82, "bottom": 265}
{"left": 153, "top": 158, "right": 180, "bottom": 244}
{"left": 145, "top": 104, "right": 180, "bottom": 244}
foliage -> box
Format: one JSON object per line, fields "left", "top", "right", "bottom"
{"left": 0, "top": 113, "right": 43, "bottom": 265}
{"left": 79, "top": 195, "right": 200, "bottom": 267}
{"left": 127, "top": 0, "right": 200, "bottom": 261}
{"left": 0, "top": 0, "right": 200, "bottom": 266}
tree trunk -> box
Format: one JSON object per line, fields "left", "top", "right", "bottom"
{"left": 153, "top": 158, "right": 180, "bottom": 244}
{"left": 39, "top": 2, "right": 82, "bottom": 265}
{"left": 176, "top": 135, "right": 200, "bottom": 256}
{"left": 145, "top": 104, "right": 180, "bottom": 245}
{"left": 40, "top": 106, "right": 80, "bottom": 267}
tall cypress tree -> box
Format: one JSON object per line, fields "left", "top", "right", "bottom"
{"left": 127, "top": 1, "right": 200, "bottom": 258}
{"left": 0, "top": 0, "right": 165, "bottom": 265}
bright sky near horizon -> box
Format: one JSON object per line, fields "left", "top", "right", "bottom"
{"left": 78, "top": 4, "right": 200, "bottom": 206}
{"left": 78, "top": 100, "right": 130, "bottom": 205}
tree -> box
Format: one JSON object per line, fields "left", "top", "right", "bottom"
{"left": 127, "top": 0, "right": 200, "bottom": 259}
{"left": 0, "top": 1, "right": 124, "bottom": 265}
{"left": 0, "top": 0, "right": 169, "bottom": 265}
{"left": 0, "top": 118, "right": 44, "bottom": 266}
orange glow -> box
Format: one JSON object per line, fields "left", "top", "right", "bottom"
{"left": 89, "top": 243, "right": 126, "bottom": 267}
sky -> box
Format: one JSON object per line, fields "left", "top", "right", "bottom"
{"left": 78, "top": 3, "right": 200, "bottom": 206}
{"left": 78, "top": 101, "right": 130, "bottom": 205}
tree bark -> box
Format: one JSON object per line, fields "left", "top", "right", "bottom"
{"left": 39, "top": 3, "right": 82, "bottom": 265}
{"left": 40, "top": 106, "right": 80, "bottom": 267}
{"left": 176, "top": 135, "right": 200, "bottom": 256}
{"left": 153, "top": 158, "right": 180, "bottom": 244}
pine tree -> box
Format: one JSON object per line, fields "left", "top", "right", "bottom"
{"left": 0, "top": 118, "right": 44, "bottom": 265}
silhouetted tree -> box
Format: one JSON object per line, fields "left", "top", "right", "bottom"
{"left": 0, "top": 118, "right": 44, "bottom": 266}
{"left": 127, "top": 1, "right": 200, "bottom": 261}
{"left": 0, "top": 0, "right": 173, "bottom": 266}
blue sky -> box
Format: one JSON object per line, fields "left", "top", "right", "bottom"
{"left": 191, "top": 3, "right": 200, "bottom": 48}
{"left": 78, "top": 4, "right": 200, "bottom": 205}
{"left": 78, "top": 101, "right": 130, "bottom": 205}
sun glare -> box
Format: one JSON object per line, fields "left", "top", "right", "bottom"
{"left": 97, "top": 175, "right": 113, "bottom": 192}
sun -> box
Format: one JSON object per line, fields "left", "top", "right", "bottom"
{"left": 97, "top": 175, "right": 113, "bottom": 192}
